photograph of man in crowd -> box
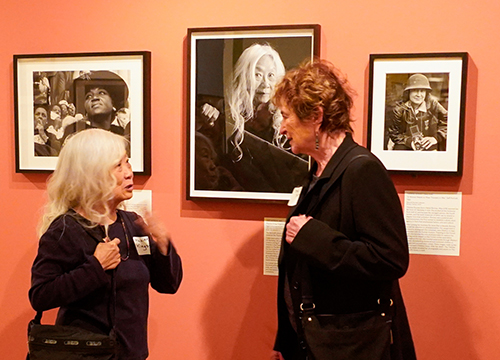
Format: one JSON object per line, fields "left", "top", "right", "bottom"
{"left": 33, "top": 70, "right": 130, "bottom": 156}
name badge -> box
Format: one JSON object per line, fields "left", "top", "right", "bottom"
{"left": 288, "top": 186, "right": 303, "bottom": 207}
{"left": 133, "top": 236, "right": 151, "bottom": 255}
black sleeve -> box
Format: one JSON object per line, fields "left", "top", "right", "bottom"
{"left": 29, "top": 216, "right": 109, "bottom": 312}
{"left": 149, "top": 239, "right": 183, "bottom": 294}
{"left": 290, "top": 157, "right": 409, "bottom": 281}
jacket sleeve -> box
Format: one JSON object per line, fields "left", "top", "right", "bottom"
{"left": 149, "top": 239, "right": 183, "bottom": 294}
{"left": 290, "top": 157, "right": 409, "bottom": 281}
{"left": 29, "top": 216, "right": 109, "bottom": 312}
{"left": 388, "top": 104, "right": 412, "bottom": 147}
{"left": 125, "top": 210, "right": 183, "bottom": 294}
{"left": 430, "top": 97, "right": 448, "bottom": 141}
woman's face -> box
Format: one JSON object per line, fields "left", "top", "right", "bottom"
{"left": 278, "top": 103, "right": 316, "bottom": 156}
{"left": 195, "top": 140, "right": 219, "bottom": 190}
{"left": 68, "top": 103, "right": 76, "bottom": 116}
{"left": 111, "top": 153, "right": 134, "bottom": 206}
{"left": 60, "top": 104, "right": 68, "bottom": 118}
{"left": 85, "top": 88, "right": 113, "bottom": 117}
{"left": 253, "top": 55, "right": 277, "bottom": 105}
{"left": 50, "top": 106, "right": 62, "bottom": 126}
{"left": 51, "top": 105, "right": 61, "bottom": 119}
{"left": 409, "top": 89, "right": 427, "bottom": 107}
{"left": 34, "top": 107, "right": 48, "bottom": 127}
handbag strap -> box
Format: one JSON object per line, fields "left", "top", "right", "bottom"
{"left": 298, "top": 261, "right": 315, "bottom": 316}
{"left": 108, "top": 268, "right": 117, "bottom": 334}
{"left": 32, "top": 267, "right": 117, "bottom": 335}
{"left": 296, "top": 261, "right": 314, "bottom": 354}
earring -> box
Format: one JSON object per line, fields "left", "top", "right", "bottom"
{"left": 315, "top": 131, "right": 319, "bottom": 150}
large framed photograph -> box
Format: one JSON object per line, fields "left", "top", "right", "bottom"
{"left": 14, "top": 51, "right": 151, "bottom": 174}
{"left": 187, "top": 24, "right": 320, "bottom": 201}
{"left": 367, "top": 52, "right": 468, "bottom": 175}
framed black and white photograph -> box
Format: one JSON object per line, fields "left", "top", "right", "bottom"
{"left": 367, "top": 52, "right": 468, "bottom": 175}
{"left": 187, "top": 24, "right": 320, "bottom": 201}
{"left": 14, "top": 51, "right": 151, "bottom": 174}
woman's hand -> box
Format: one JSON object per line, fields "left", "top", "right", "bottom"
{"left": 271, "top": 351, "right": 285, "bottom": 360}
{"left": 285, "top": 214, "right": 312, "bottom": 244}
{"left": 201, "top": 103, "right": 220, "bottom": 126}
{"left": 137, "top": 212, "right": 171, "bottom": 256}
{"left": 420, "top": 136, "right": 438, "bottom": 150}
{"left": 94, "top": 238, "right": 121, "bottom": 270}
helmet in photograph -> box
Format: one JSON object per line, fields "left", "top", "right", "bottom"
{"left": 404, "top": 74, "right": 432, "bottom": 91}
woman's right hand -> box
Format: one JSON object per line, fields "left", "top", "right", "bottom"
{"left": 285, "top": 214, "right": 312, "bottom": 244}
{"left": 201, "top": 103, "right": 220, "bottom": 126}
{"left": 94, "top": 238, "right": 121, "bottom": 270}
{"left": 271, "top": 351, "right": 284, "bottom": 360}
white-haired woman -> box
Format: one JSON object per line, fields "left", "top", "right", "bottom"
{"left": 29, "top": 129, "right": 183, "bottom": 360}
{"left": 223, "top": 43, "right": 308, "bottom": 192}
{"left": 227, "top": 43, "right": 287, "bottom": 157}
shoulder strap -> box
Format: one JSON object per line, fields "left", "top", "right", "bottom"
{"left": 305, "top": 153, "right": 369, "bottom": 218}
{"left": 31, "top": 275, "right": 117, "bottom": 335}
{"left": 299, "top": 152, "right": 370, "bottom": 302}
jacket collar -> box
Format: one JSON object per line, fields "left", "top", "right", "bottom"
{"left": 66, "top": 209, "right": 107, "bottom": 243}
{"left": 292, "top": 132, "right": 358, "bottom": 214}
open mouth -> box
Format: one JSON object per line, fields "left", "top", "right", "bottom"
{"left": 124, "top": 184, "right": 134, "bottom": 191}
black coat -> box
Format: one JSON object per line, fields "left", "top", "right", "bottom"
{"left": 275, "top": 133, "right": 416, "bottom": 360}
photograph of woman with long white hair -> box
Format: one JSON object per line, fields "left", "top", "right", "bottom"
{"left": 197, "top": 42, "right": 309, "bottom": 193}
{"left": 227, "top": 43, "right": 286, "bottom": 151}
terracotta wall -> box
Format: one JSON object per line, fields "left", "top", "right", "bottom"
{"left": 1, "top": 0, "right": 499, "bottom": 359}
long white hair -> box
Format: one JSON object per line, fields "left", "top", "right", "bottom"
{"left": 38, "top": 129, "right": 128, "bottom": 236}
{"left": 227, "top": 43, "right": 286, "bottom": 161}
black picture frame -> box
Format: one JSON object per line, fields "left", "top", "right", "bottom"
{"left": 14, "top": 51, "right": 151, "bottom": 175}
{"left": 187, "top": 24, "right": 321, "bottom": 201}
{"left": 367, "top": 52, "right": 468, "bottom": 176}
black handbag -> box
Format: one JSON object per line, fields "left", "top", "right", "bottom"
{"left": 298, "top": 264, "right": 393, "bottom": 360}
{"left": 27, "top": 316, "right": 116, "bottom": 360}
{"left": 27, "top": 273, "right": 117, "bottom": 360}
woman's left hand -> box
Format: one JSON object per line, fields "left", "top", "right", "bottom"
{"left": 137, "top": 212, "right": 171, "bottom": 256}
{"left": 420, "top": 136, "right": 438, "bottom": 150}
{"left": 285, "top": 214, "right": 312, "bottom": 244}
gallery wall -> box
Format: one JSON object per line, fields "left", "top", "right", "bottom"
{"left": 1, "top": 0, "right": 499, "bottom": 359}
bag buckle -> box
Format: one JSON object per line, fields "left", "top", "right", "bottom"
{"left": 377, "top": 298, "right": 393, "bottom": 306}
{"left": 377, "top": 298, "right": 393, "bottom": 317}
{"left": 299, "top": 302, "right": 315, "bottom": 311}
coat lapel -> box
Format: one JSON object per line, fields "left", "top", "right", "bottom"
{"left": 299, "top": 133, "right": 361, "bottom": 217}
{"left": 279, "top": 133, "right": 362, "bottom": 265}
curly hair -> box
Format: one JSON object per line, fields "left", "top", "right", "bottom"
{"left": 273, "top": 59, "right": 354, "bottom": 134}
{"left": 38, "top": 129, "right": 128, "bottom": 236}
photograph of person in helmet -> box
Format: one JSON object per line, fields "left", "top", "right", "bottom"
{"left": 385, "top": 73, "right": 448, "bottom": 151}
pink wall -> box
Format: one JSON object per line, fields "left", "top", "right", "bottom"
{"left": 1, "top": 0, "right": 499, "bottom": 359}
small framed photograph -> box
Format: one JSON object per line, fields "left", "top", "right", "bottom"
{"left": 187, "top": 24, "right": 321, "bottom": 201}
{"left": 367, "top": 52, "right": 468, "bottom": 175}
{"left": 14, "top": 51, "right": 151, "bottom": 174}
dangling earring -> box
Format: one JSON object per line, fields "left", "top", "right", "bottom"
{"left": 315, "top": 131, "right": 320, "bottom": 150}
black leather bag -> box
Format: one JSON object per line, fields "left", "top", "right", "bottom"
{"left": 298, "top": 263, "right": 393, "bottom": 360}
{"left": 300, "top": 305, "right": 392, "bottom": 360}
{"left": 27, "top": 313, "right": 116, "bottom": 360}
{"left": 27, "top": 271, "right": 117, "bottom": 360}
